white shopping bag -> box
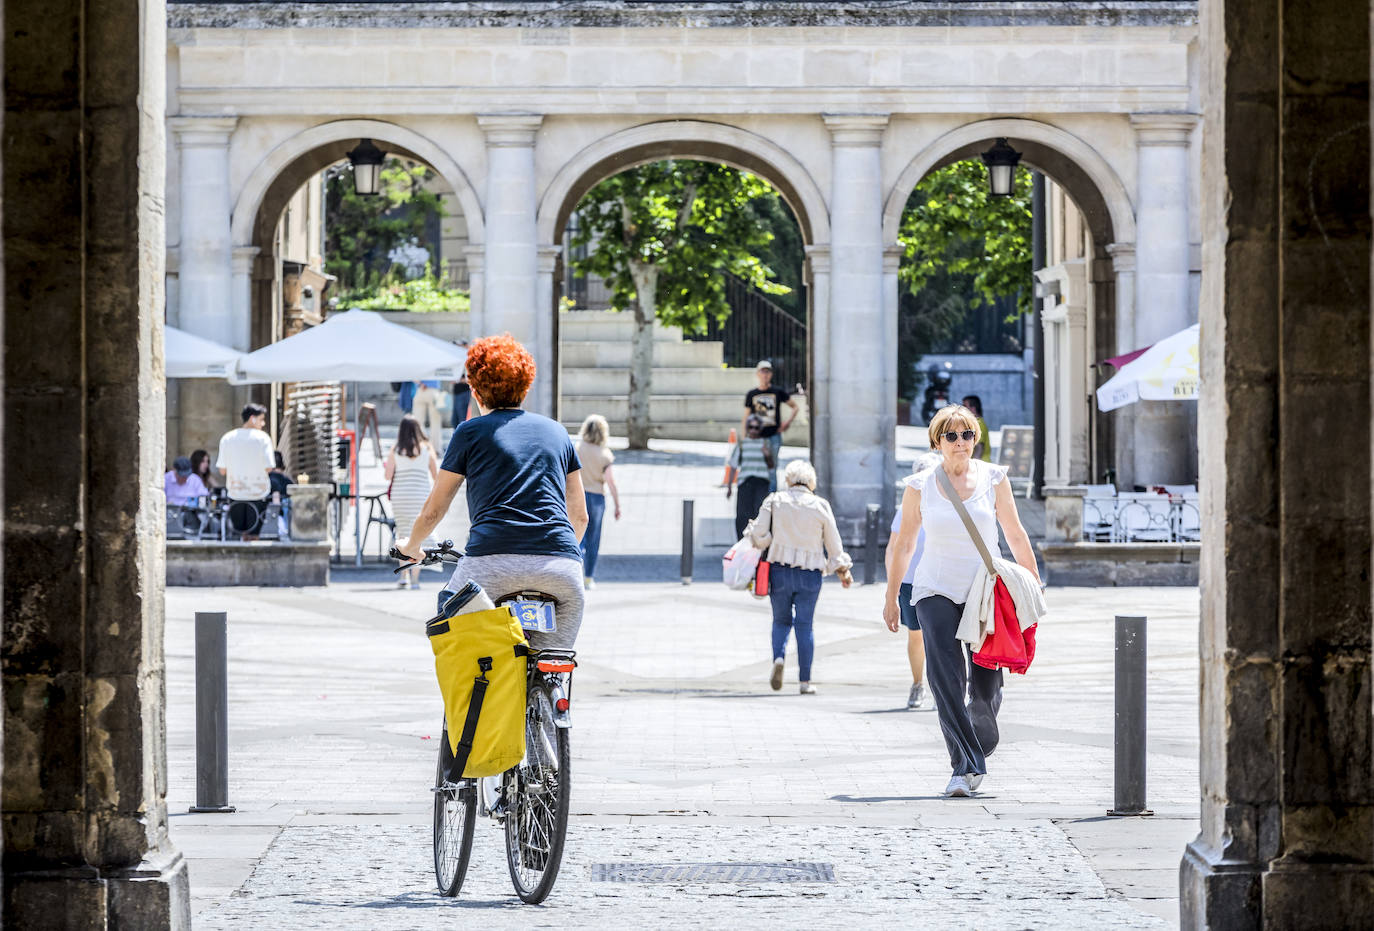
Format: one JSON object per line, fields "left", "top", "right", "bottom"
{"left": 722, "top": 538, "right": 762, "bottom": 591}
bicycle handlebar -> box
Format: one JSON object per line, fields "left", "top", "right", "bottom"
{"left": 389, "top": 539, "right": 463, "bottom": 573}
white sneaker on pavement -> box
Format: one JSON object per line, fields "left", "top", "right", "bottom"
{"left": 967, "top": 773, "right": 984, "bottom": 791}
{"left": 769, "top": 658, "right": 785, "bottom": 691}
{"left": 799, "top": 682, "right": 817, "bottom": 695}
{"left": 944, "top": 774, "right": 972, "bottom": 798}
{"left": 907, "top": 682, "right": 926, "bottom": 709}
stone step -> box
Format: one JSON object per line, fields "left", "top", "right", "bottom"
{"left": 560, "top": 366, "right": 757, "bottom": 395}
{"left": 559, "top": 311, "right": 683, "bottom": 343}
{"left": 560, "top": 419, "right": 742, "bottom": 443}
{"left": 558, "top": 340, "right": 724, "bottom": 368}
{"left": 561, "top": 393, "right": 747, "bottom": 422}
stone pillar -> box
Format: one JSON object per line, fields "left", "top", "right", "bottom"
{"left": 804, "top": 245, "right": 832, "bottom": 498}
{"left": 1106, "top": 242, "right": 1137, "bottom": 487}
{"left": 478, "top": 114, "right": 543, "bottom": 396}
{"left": 1130, "top": 113, "right": 1197, "bottom": 485}
{"left": 881, "top": 245, "right": 903, "bottom": 508}
{"left": 532, "top": 244, "right": 561, "bottom": 418}
{"left": 464, "top": 243, "right": 486, "bottom": 340}
{"left": 3, "top": 0, "right": 191, "bottom": 924}
{"left": 232, "top": 246, "right": 261, "bottom": 351}
{"left": 823, "top": 114, "right": 890, "bottom": 541}
{"left": 1181, "top": 0, "right": 1373, "bottom": 926}
{"left": 170, "top": 116, "right": 237, "bottom": 347}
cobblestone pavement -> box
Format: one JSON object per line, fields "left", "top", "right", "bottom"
{"left": 167, "top": 579, "right": 1198, "bottom": 927}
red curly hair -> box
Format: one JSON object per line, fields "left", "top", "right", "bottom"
{"left": 465, "top": 333, "right": 536, "bottom": 409}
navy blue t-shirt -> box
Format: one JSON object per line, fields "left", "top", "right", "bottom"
{"left": 440, "top": 409, "right": 583, "bottom": 561}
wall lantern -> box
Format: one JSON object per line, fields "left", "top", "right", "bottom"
{"left": 980, "top": 138, "right": 1022, "bottom": 197}
{"left": 346, "top": 138, "right": 386, "bottom": 196}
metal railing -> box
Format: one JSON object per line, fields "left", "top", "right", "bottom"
{"left": 1083, "top": 493, "right": 1200, "bottom": 543}
{"left": 685, "top": 276, "right": 808, "bottom": 389}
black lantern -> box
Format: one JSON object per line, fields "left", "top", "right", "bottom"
{"left": 980, "top": 137, "right": 1022, "bottom": 197}
{"left": 346, "top": 138, "right": 386, "bottom": 196}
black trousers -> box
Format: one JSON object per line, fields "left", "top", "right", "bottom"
{"left": 915, "top": 594, "right": 1003, "bottom": 777}
{"left": 735, "top": 476, "right": 771, "bottom": 540}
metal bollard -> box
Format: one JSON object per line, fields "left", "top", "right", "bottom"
{"left": 1108, "top": 615, "right": 1152, "bottom": 816}
{"left": 863, "top": 504, "right": 880, "bottom": 585}
{"left": 190, "top": 612, "right": 236, "bottom": 813}
{"left": 680, "top": 499, "right": 694, "bottom": 585}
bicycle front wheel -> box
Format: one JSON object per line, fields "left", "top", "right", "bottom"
{"left": 433, "top": 726, "right": 477, "bottom": 897}
{"left": 504, "top": 686, "right": 571, "bottom": 904}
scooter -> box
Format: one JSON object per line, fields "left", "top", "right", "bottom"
{"left": 920, "top": 363, "right": 954, "bottom": 424}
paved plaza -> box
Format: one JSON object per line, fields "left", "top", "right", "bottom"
{"left": 167, "top": 570, "right": 1199, "bottom": 927}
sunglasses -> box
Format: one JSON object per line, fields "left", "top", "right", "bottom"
{"left": 940, "top": 430, "right": 978, "bottom": 444}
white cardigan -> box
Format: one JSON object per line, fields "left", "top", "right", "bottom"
{"left": 956, "top": 557, "right": 1047, "bottom": 649}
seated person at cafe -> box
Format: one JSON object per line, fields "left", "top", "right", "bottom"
{"left": 217, "top": 402, "right": 276, "bottom": 540}
{"left": 164, "top": 455, "right": 208, "bottom": 507}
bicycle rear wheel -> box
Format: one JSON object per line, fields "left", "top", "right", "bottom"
{"left": 504, "top": 686, "right": 571, "bottom": 904}
{"left": 433, "top": 725, "right": 477, "bottom": 897}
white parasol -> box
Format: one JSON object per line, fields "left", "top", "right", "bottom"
{"left": 165, "top": 325, "right": 242, "bottom": 379}
{"left": 1096, "top": 323, "right": 1200, "bottom": 412}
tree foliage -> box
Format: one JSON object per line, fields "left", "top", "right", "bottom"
{"left": 568, "top": 160, "right": 790, "bottom": 332}
{"left": 324, "top": 158, "right": 447, "bottom": 292}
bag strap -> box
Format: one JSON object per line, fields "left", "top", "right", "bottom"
{"left": 934, "top": 467, "right": 997, "bottom": 576}
{"left": 446, "top": 655, "right": 493, "bottom": 782}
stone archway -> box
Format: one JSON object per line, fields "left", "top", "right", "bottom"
{"left": 532, "top": 120, "right": 829, "bottom": 433}
{"left": 884, "top": 117, "right": 1144, "bottom": 488}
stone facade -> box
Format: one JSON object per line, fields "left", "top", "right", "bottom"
{"left": 163, "top": 4, "right": 1202, "bottom": 536}
{"left": 2, "top": 0, "right": 191, "bottom": 925}
{"left": 1180, "top": 0, "right": 1374, "bottom": 926}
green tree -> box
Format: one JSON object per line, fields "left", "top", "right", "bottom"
{"left": 324, "top": 158, "right": 447, "bottom": 291}
{"left": 569, "top": 160, "right": 789, "bottom": 448}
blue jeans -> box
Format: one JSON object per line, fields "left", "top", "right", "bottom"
{"left": 580, "top": 491, "right": 606, "bottom": 578}
{"left": 768, "top": 563, "right": 822, "bottom": 681}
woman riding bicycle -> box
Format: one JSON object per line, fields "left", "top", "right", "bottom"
{"left": 398, "top": 334, "right": 589, "bottom": 650}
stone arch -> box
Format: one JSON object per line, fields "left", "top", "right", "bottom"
{"left": 230, "top": 118, "right": 484, "bottom": 248}
{"left": 536, "top": 120, "right": 829, "bottom": 247}
{"left": 882, "top": 117, "right": 1134, "bottom": 247}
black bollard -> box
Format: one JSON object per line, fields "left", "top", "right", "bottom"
{"left": 681, "top": 499, "right": 694, "bottom": 585}
{"left": 1108, "top": 615, "right": 1152, "bottom": 816}
{"left": 863, "top": 504, "right": 880, "bottom": 585}
{"left": 190, "top": 612, "right": 236, "bottom": 813}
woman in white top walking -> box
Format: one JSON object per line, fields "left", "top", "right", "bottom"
{"left": 385, "top": 415, "right": 439, "bottom": 589}
{"left": 883, "top": 405, "right": 1041, "bottom": 797}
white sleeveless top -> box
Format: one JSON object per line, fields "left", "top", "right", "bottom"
{"left": 906, "top": 459, "right": 1006, "bottom": 606}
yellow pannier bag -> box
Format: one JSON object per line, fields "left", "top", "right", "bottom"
{"left": 427, "top": 603, "right": 529, "bottom": 779}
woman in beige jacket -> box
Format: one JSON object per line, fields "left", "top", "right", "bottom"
{"left": 746, "top": 460, "right": 853, "bottom": 694}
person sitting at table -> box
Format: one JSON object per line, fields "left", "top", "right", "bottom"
{"left": 164, "top": 455, "right": 208, "bottom": 507}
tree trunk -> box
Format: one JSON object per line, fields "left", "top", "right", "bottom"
{"left": 627, "top": 262, "right": 658, "bottom": 449}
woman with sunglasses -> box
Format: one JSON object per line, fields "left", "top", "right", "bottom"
{"left": 882, "top": 404, "right": 1040, "bottom": 798}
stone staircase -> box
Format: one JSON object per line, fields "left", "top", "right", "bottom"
{"left": 558, "top": 310, "right": 760, "bottom": 442}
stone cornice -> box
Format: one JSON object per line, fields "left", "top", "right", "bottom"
{"left": 1130, "top": 111, "right": 1198, "bottom": 144}
{"left": 477, "top": 113, "right": 543, "bottom": 146}
{"left": 167, "top": 2, "right": 1199, "bottom": 30}
{"left": 823, "top": 113, "right": 888, "bottom": 146}
{"left": 168, "top": 115, "right": 238, "bottom": 146}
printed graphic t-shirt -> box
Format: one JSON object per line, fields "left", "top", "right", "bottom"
{"left": 744, "top": 386, "right": 792, "bottom": 437}
{"left": 441, "top": 409, "right": 583, "bottom": 560}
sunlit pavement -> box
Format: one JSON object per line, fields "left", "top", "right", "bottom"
{"left": 167, "top": 578, "right": 1198, "bottom": 928}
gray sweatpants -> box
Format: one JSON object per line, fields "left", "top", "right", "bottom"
{"left": 441, "top": 553, "right": 584, "bottom": 651}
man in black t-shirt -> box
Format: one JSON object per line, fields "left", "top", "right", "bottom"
{"left": 741, "top": 360, "right": 798, "bottom": 491}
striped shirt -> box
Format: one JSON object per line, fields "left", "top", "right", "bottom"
{"left": 729, "top": 439, "right": 774, "bottom": 484}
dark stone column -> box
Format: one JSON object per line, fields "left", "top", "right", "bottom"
{"left": 2, "top": 0, "right": 189, "bottom": 925}
{"left": 1183, "top": 0, "right": 1373, "bottom": 927}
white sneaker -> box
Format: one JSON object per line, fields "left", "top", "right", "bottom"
{"left": 769, "top": 658, "right": 785, "bottom": 691}
{"left": 944, "top": 775, "right": 972, "bottom": 798}
{"left": 967, "top": 773, "right": 984, "bottom": 791}
{"left": 583, "top": 576, "right": 595, "bottom": 590}
{"left": 799, "top": 682, "right": 817, "bottom": 695}
{"left": 907, "top": 682, "right": 926, "bottom": 709}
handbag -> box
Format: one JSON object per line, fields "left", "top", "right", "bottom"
{"left": 753, "top": 555, "right": 771, "bottom": 598}
{"left": 934, "top": 467, "right": 1036, "bottom": 675}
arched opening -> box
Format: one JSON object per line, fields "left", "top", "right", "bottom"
{"left": 886, "top": 120, "right": 1134, "bottom": 491}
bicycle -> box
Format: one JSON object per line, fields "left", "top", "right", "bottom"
{"left": 391, "top": 541, "right": 576, "bottom": 904}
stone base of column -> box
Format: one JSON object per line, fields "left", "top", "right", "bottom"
{"left": 7, "top": 848, "right": 191, "bottom": 929}
{"left": 1179, "top": 838, "right": 1262, "bottom": 930}
{"left": 1261, "top": 860, "right": 1374, "bottom": 930}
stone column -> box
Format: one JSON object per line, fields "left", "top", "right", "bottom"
{"left": 170, "top": 116, "right": 237, "bottom": 347}
{"left": 804, "top": 245, "right": 831, "bottom": 497}
{"left": 3, "top": 0, "right": 191, "bottom": 924}
{"left": 882, "top": 244, "right": 903, "bottom": 507}
{"left": 823, "top": 114, "right": 890, "bottom": 541}
{"left": 532, "top": 244, "right": 562, "bottom": 418}
{"left": 1130, "top": 113, "right": 1197, "bottom": 485}
{"left": 478, "top": 114, "right": 543, "bottom": 390}
{"left": 1181, "top": 0, "right": 1373, "bottom": 926}
{"left": 1106, "top": 242, "right": 1137, "bottom": 487}
{"left": 232, "top": 246, "right": 261, "bottom": 350}
{"left": 464, "top": 243, "right": 486, "bottom": 340}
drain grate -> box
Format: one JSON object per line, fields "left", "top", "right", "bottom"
{"left": 591, "top": 862, "right": 836, "bottom": 883}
